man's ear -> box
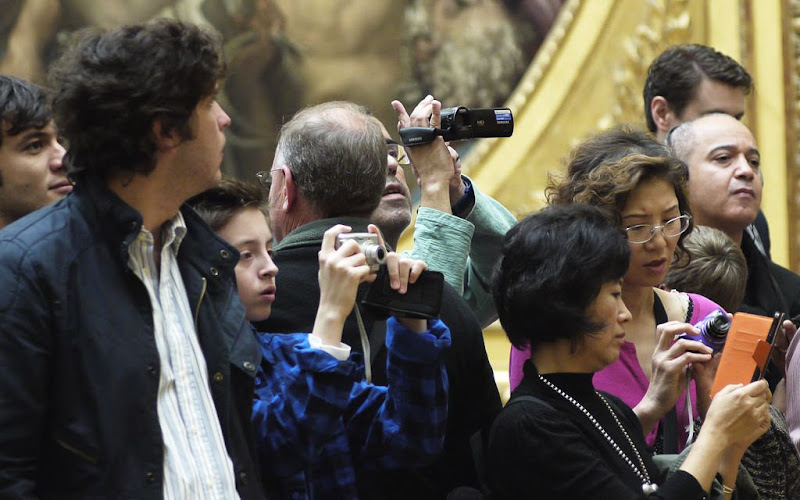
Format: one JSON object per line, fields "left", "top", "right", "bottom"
{"left": 650, "top": 96, "right": 675, "bottom": 135}
{"left": 151, "top": 119, "right": 180, "bottom": 151}
{"left": 282, "top": 165, "right": 297, "bottom": 212}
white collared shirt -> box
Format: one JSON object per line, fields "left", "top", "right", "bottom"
{"left": 127, "top": 212, "right": 239, "bottom": 500}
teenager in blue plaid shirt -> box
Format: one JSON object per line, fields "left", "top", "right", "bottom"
{"left": 190, "top": 179, "right": 451, "bottom": 499}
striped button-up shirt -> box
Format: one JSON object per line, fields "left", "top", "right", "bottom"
{"left": 128, "top": 212, "right": 239, "bottom": 500}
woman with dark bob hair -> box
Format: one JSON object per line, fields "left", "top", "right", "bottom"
{"left": 510, "top": 127, "right": 723, "bottom": 453}
{"left": 488, "top": 204, "right": 770, "bottom": 499}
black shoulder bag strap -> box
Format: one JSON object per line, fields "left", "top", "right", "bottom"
{"left": 653, "top": 292, "right": 680, "bottom": 454}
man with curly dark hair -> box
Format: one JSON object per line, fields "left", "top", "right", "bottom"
{"left": 0, "top": 19, "right": 265, "bottom": 499}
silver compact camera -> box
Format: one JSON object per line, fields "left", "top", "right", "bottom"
{"left": 335, "top": 233, "right": 386, "bottom": 272}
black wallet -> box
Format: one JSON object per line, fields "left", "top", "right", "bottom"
{"left": 360, "top": 267, "right": 444, "bottom": 319}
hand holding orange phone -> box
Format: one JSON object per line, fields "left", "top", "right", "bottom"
{"left": 709, "top": 312, "right": 783, "bottom": 399}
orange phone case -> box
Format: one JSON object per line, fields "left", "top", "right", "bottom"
{"left": 709, "top": 311, "right": 783, "bottom": 399}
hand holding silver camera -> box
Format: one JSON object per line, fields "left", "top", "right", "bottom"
{"left": 334, "top": 233, "right": 386, "bottom": 273}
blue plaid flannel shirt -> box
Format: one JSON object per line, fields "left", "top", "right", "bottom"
{"left": 252, "top": 317, "right": 451, "bottom": 499}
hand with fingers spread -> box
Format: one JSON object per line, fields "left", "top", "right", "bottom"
{"left": 312, "top": 225, "right": 378, "bottom": 347}
{"left": 634, "top": 321, "right": 714, "bottom": 434}
{"left": 391, "top": 96, "right": 461, "bottom": 214}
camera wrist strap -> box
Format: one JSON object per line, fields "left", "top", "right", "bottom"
{"left": 354, "top": 304, "right": 372, "bottom": 384}
{"left": 684, "top": 370, "right": 695, "bottom": 445}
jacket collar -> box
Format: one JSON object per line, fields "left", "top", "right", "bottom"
{"left": 71, "top": 176, "right": 239, "bottom": 276}
{"left": 72, "top": 177, "right": 144, "bottom": 263}
{"left": 741, "top": 231, "right": 788, "bottom": 314}
{"left": 275, "top": 217, "right": 372, "bottom": 251}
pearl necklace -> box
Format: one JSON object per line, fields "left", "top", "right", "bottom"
{"left": 538, "top": 375, "right": 659, "bottom": 496}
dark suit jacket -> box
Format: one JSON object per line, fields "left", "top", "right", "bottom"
{"left": 739, "top": 232, "right": 800, "bottom": 390}
{"left": 753, "top": 210, "right": 771, "bottom": 259}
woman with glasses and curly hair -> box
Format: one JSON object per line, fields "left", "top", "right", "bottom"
{"left": 509, "top": 127, "right": 723, "bottom": 453}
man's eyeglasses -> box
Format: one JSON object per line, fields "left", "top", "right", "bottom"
{"left": 387, "top": 142, "right": 410, "bottom": 166}
{"left": 625, "top": 214, "right": 692, "bottom": 244}
{"left": 256, "top": 168, "right": 282, "bottom": 190}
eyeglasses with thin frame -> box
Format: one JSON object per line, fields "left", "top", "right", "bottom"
{"left": 625, "top": 214, "right": 692, "bottom": 244}
{"left": 256, "top": 168, "right": 282, "bottom": 190}
{"left": 386, "top": 141, "right": 410, "bottom": 166}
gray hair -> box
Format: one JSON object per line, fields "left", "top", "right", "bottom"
{"left": 666, "top": 113, "right": 764, "bottom": 185}
{"left": 275, "top": 101, "right": 387, "bottom": 218}
{"left": 664, "top": 121, "right": 695, "bottom": 164}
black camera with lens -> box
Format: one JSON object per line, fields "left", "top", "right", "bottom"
{"left": 399, "top": 106, "right": 514, "bottom": 146}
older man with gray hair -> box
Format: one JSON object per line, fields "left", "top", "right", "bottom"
{"left": 668, "top": 113, "right": 800, "bottom": 321}
{"left": 257, "top": 100, "right": 501, "bottom": 498}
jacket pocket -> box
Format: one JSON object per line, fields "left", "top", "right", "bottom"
{"left": 56, "top": 438, "right": 98, "bottom": 464}
{"left": 40, "top": 436, "right": 102, "bottom": 496}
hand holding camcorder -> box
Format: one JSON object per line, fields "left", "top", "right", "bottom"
{"left": 399, "top": 106, "right": 514, "bottom": 146}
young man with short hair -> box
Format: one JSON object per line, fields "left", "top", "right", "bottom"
{"left": 0, "top": 74, "right": 69, "bottom": 229}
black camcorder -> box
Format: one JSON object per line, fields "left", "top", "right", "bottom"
{"left": 399, "top": 106, "right": 514, "bottom": 146}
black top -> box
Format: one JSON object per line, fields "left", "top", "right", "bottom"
{"left": 256, "top": 217, "right": 502, "bottom": 499}
{"left": 487, "top": 362, "right": 707, "bottom": 499}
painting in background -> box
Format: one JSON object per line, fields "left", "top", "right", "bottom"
{"left": 0, "top": 0, "right": 564, "bottom": 180}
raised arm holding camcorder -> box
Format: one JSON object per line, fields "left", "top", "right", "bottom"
{"left": 388, "top": 95, "right": 519, "bottom": 327}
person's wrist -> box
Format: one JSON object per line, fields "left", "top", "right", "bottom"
{"left": 451, "top": 177, "right": 473, "bottom": 215}
{"left": 698, "top": 421, "right": 734, "bottom": 450}
{"left": 312, "top": 305, "right": 348, "bottom": 344}
{"left": 449, "top": 177, "right": 467, "bottom": 204}
{"left": 633, "top": 397, "right": 662, "bottom": 434}
{"left": 397, "top": 316, "right": 427, "bottom": 333}
{"left": 421, "top": 180, "right": 451, "bottom": 196}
